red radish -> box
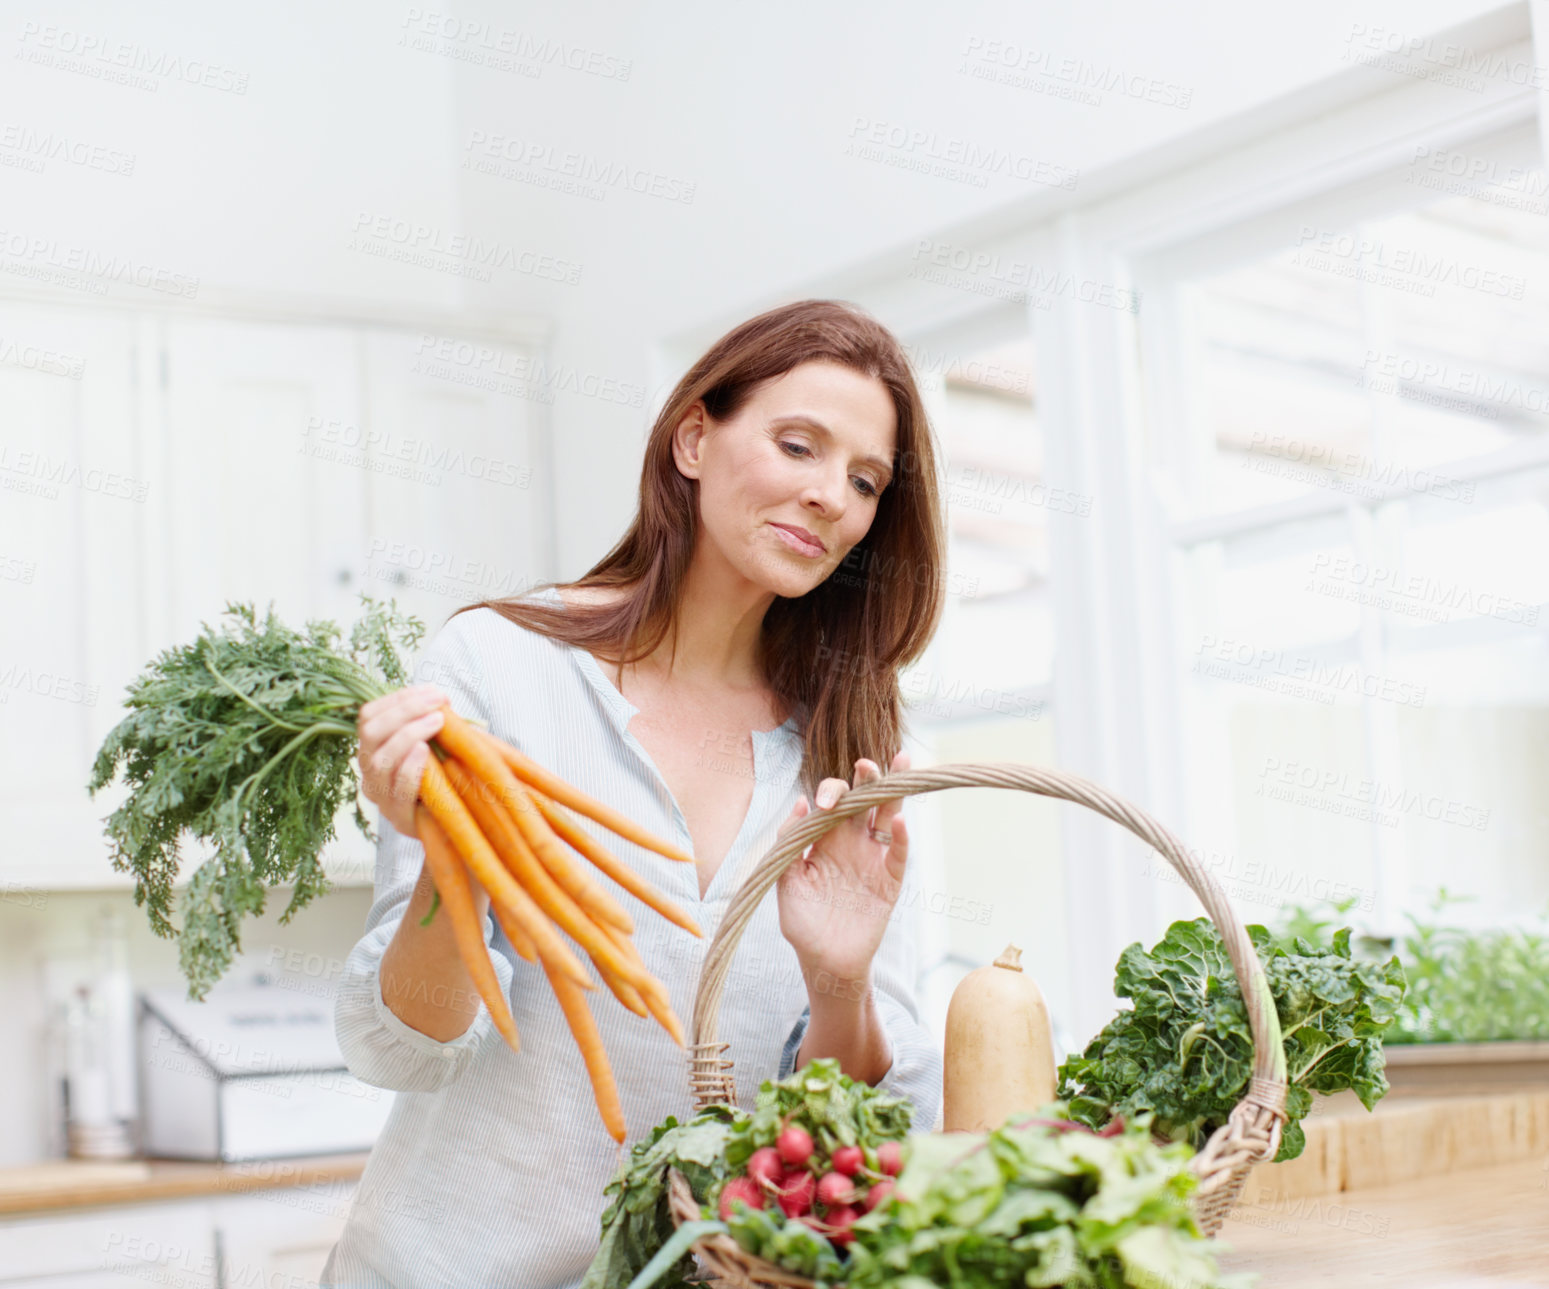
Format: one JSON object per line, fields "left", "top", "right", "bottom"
{"left": 776, "top": 1169, "right": 816, "bottom": 1217}
{"left": 816, "top": 1171, "right": 856, "bottom": 1207}
{"left": 718, "top": 1177, "right": 765, "bottom": 1220}
{"left": 1097, "top": 1116, "right": 1126, "bottom": 1138}
{"left": 823, "top": 1205, "right": 859, "bottom": 1244}
{"left": 777, "top": 1125, "right": 814, "bottom": 1167}
{"left": 747, "top": 1146, "right": 783, "bottom": 1189}
{"left": 831, "top": 1145, "right": 863, "bottom": 1176}
{"left": 861, "top": 1179, "right": 894, "bottom": 1213}
{"left": 876, "top": 1141, "right": 903, "bottom": 1176}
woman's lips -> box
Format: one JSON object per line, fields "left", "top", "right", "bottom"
{"left": 770, "top": 523, "right": 824, "bottom": 557}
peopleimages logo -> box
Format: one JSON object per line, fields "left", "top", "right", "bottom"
{"left": 1291, "top": 225, "right": 1525, "bottom": 299}
{"left": 0, "top": 229, "right": 198, "bottom": 298}
{"left": 348, "top": 213, "right": 582, "bottom": 285}
{"left": 846, "top": 118, "right": 1079, "bottom": 191}
{"left": 14, "top": 21, "right": 251, "bottom": 94}
{"left": 1191, "top": 636, "right": 1427, "bottom": 708}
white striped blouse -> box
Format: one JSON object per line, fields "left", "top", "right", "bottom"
{"left": 320, "top": 587, "right": 943, "bottom": 1289}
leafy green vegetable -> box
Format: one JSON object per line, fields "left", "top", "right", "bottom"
{"left": 724, "top": 1053, "right": 914, "bottom": 1174}
{"left": 1057, "top": 918, "right": 1407, "bottom": 1162}
{"left": 87, "top": 596, "right": 424, "bottom": 999}
{"left": 1274, "top": 887, "right": 1549, "bottom": 1043}
{"left": 583, "top": 1059, "right": 912, "bottom": 1289}
{"left": 1385, "top": 889, "right": 1549, "bottom": 1043}
{"left": 840, "top": 1105, "right": 1253, "bottom": 1289}
{"left": 583, "top": 1105, "right": 743, "bottom": 1289}
{"left": 593, "top": 1062, "right": 1261, "bottom": 1289}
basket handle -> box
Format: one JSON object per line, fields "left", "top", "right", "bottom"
{"left": 686, "top": 762, "right": 1288, "bottom": 1137}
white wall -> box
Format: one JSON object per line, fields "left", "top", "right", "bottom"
{"left": 2, "top": 0, "right": 1518, "bottom": 568}
{"left": 438, "top": 0, "right": 1519, "bottom": 572}
{"left": 2, "top": 2, "right": 463, "bottom": 309}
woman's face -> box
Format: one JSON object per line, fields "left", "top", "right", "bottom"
{"left": 675, "top": 360, "right": 898, "bottom": 597}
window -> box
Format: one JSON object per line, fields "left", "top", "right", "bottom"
{"left": 903, "top": 333, "right": 1074, "bottom": 1054}
{"left": 1152, "top": 125, "right": 1549, "bottom": 930}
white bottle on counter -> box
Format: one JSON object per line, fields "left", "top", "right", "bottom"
{"left": 63, "top": 985, "right": 122, "bottom": 1157}
{"left": 93, "top": 905, "right": 139, "bottom": 1134}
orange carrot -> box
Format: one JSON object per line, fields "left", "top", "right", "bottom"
{"left": 480, "top": 727, "right": 695, "bottom": 865}
{"left": 526, "top": 788, "right": 704, "bottom": 939}
{"left": 502, "top": 908, "right": 539, "bottom": 961}
{"left": 543, "top": 956, "right": 627, "bottom": 1143}
{"left": 509, "top": 797, "right": 636, "bottom": 938}
{"left": 435, "top": 712, "right": 635, "bottom": 937}
{"left": 419, "top": 755, "right": 592, "bottom": 988}
{"left": 597, "top": 921, "right": 686, "bottom": 1048}
{"left": 482, "top": 898, "right": 625, "bottom": 1141}
{"left": 439, "top": 754, "right": 651, "bottom": 994}
{"left": 414, "top": 804, "right": 521, "bottom": 1054}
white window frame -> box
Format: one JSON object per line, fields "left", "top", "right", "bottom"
{"left": 657, "top": 3, "right": 1549, "bottom": 1040}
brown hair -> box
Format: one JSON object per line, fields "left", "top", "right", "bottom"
{"left": 451, "top": 298, "right": 947, "bottom": 800}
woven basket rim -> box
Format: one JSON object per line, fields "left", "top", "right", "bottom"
{"left": 668, "top": 760, "right": 1292, "bottom": 1281}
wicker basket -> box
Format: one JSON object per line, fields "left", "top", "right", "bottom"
{"left": 667, "top": 761, "right": 1290, "bottom": 1288}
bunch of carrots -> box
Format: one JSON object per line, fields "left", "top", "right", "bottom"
{"left": 416, "top": 705, "right": 702, "bottom": 1143}
{"left": 86, "top": 597, "right": 703, "bottom": 1146}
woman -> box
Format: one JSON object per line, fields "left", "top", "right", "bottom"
{"left": 321, "top": 299, "right": 948, "bottom": 1288}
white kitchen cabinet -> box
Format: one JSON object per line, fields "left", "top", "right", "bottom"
{"left": 0, "top": 300, "right": 155, "bottom": 893}
{"left": 0, "top": 1181, "right": 356, "bottom": 1288}
{"left": 212, "top": 1181, "right": 354, "bottom": 1288}
{"left": 160, "top": 318, "right": 369, "bottom": 650}
{"left": 0, "top": 300, "right": 549, "bottom": 891}
{"left": 0, "top": 1197, "right": 217, "bottom": 1286}
{"left": 357, "top": 327, "right": 550, "bottom": 636}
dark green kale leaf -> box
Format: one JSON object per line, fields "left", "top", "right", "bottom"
{"left": 1057, "top": 918, "right": 1406, "bottom": 1162}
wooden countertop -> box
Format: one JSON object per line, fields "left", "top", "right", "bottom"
{"left": 1214, "top": 1155, "right": 1549, "bottom": 1288}
{"left": 0, "top": 1153, "right": 370, "bottom": 1216}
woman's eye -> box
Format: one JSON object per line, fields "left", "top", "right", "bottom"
{"left": 781, "top": 441, "right": 881, "bottom": 498}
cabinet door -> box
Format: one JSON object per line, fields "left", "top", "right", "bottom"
{"left": 357, "top": 330, "right": 550, "bottom": 640}
{"left": 161, "top": 319, "right": 376, "bottom": 888}
{"left": 0, "top": 301, "right": 151, "bottom": 889}
{"left": 161, "top": 318, "right": 368, "bottom": 646}
{"left": 0, "top": 1198, "right": 216, "bottom": 1285}
{"left": 212, "top": 1182, "right": 354, "bottom": 1289}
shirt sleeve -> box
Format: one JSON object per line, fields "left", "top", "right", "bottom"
{"left": 333, "top": 610, "right": 517, "bottom": 1093}
{"left": 776, "top": 800, "right": 944, "bottom": 1133}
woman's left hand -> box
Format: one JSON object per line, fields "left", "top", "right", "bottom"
{"left": 776, "top": 751, "right": 910, "bottom": 987}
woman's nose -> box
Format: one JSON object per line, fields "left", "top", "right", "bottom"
{"left": 801, "top": 471, "right": 848, "bottom": 517}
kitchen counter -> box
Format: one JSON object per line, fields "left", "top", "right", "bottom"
{"left": 1214, "top": 1154, "right": 1549, "bottom": 1288}
{"left": 0, "top": 1152, "right": 369, "bottom": 1215}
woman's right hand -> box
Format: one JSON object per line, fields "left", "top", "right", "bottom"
{"left": 357, "top": 684, "right": 450, "bottom": 840}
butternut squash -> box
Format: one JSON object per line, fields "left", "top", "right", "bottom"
{"left": 942, "top": 944, "right": 1057, "bottom": 1133}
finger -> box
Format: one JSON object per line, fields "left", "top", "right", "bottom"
{"left": 392, "top": 740, "right": 432, "bottom": 814}
{"left": 813, "top": 777, "right": 849, "bottom": 809}
{"left": 360, "top": 686, "right": 447, "bottom": 747}
{"left": 876, "top": 791, "right": 906, "bottom": 827}
{"left": 884, "top": 814, "right": 909, "bottom": 871}
{"left": 366, "top": 710, "right": 444, "bottom": 801}
{"left": 851, "top": 759, "right": 881, "bottom": 831}
{"left": 777, "top": 795, "right": 811, "bottom": 837}
{"left": 874, "top": 751, "right": 911, "bottom": 827}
